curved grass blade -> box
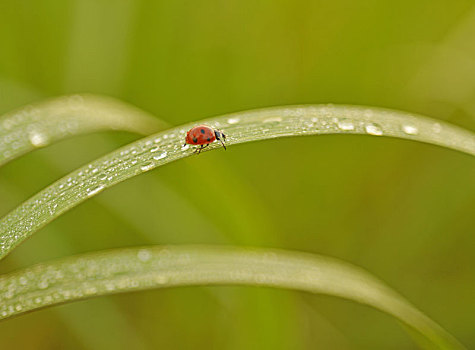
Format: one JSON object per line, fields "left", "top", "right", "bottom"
{"left": 0, "top": 245, "right": 465, "bottom": 349}
{"left": 0, "top": 94, "right": 165, "bottom": 166}
{"left": 1, "top": 104, "right": 475, "bottom": 259}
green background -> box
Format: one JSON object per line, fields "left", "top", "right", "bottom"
{"left": 1, "top": 0, "right": 474, "bottom": 349}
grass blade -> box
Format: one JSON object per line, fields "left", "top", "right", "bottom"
{"left": 0, "top": 104, "right": 474, "bottom": 259}
{"left": 0, "top": 245, "right": 464, "bottom": 349}
{"left": 0, "top": 94, "right": 164, "bottom": 166}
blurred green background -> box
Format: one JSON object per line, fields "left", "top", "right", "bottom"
{"left": 1, "top": 0, "right": 475, "bottom": 349}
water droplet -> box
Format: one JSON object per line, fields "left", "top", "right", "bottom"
{"left": 137, "top": 249, "right": 152, "bottom": 262}
{"left": 227, "top": 117, "right": 240, "bottom": 124}
{"left": 402, "top": 125, "right": 418, "bottom": 135}
{"left": 262, "top": 116, "right": 282, "bottom": 123}
{"left": 181, "top": 144, "right": 190, "bottom": 150}
{"left": 153, "top": 151, "right": 167, "bottom": 160}
{"left": 2, "top": 118, "right": 14, "bottom": 130}
{"left": 140, "top": 162, "right": 154, "bottom": 172}
{"left": 48, "top": 203, "right": 58, "bottom": 215}
{"left": 364, "top": 109, "right": 374, "bottom": 117}
{"left": 86, "top": 185, "right": 105, "bottom": 197}
{"left": 150, "top": 146, "right": 160, "bottom": 153}
{"left": 155, "top": 275, "right": 169, "bottom": 284}
{"left": 38, "top": 280, "right": 49, "bottom": 289}
{"left": 365, "top": 124, "right": 383, "bottom": 136}
{"left": 29, "top": 131, "right": 49, "bottom": 147}
{"left": 337, "top": 119, "right": 355, "bottom": 131}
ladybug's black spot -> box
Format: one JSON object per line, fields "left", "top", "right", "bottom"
{"left": 207, "top": 137, "right": 211, "bottom": 142}
{"left": 192, "top": 137, "right": 197, "bottom": 143}
{"left": 200, "top": 129, "right": 205, "bottom": 134}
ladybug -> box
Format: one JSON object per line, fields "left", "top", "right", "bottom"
{"left": 184, "top": 125, "right": 227, "bottom": 153}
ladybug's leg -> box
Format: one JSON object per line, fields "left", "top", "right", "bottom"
{"left": 193, "top": 144, "right": 210, "bottom": 154}
{"left": 198, "top": 144, "right": 210, "bottom": 154}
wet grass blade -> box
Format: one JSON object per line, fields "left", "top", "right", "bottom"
{"left": 1, "top": 104, "right": 474, "bottom": 260}
{"left": 0, "top": 94, "right": 164, "bottom": 166}
{"left": 0, "top": 245, "right": 465, "bottom": 349}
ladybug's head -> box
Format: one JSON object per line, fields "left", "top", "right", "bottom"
{"left": 214, "top": 130, "right": 227, "bottom": 150}
{"left": 214, "top": 130, "right": 226, "bottom": 141}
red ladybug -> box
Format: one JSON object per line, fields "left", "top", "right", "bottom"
{"left": 184, "top": 125, "right": 226, "bottom": 153}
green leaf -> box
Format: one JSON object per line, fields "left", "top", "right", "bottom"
{"left": 1, "top": 104, "right": 474, "bottom": 259}
{"left": 0, "top": 245, "right": 464, "bottom": 349}
{"left": 0, "top": 93, "right": 165, "bottom": 166}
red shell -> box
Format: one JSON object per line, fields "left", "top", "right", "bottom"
{"left": 185, "top": 125, "right": 216, "bottom": 145}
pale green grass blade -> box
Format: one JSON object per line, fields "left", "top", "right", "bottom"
{"left": 1, "top": 104, "right": 474, "bottom": 259}
{"left": 0, "top": 245, "right": 465, "bottom": 349}
{"left": 0, "top": 94, "right": 164, "bottom": 166}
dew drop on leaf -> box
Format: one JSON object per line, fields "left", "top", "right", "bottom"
{"left": 38, "top": 280, "right": 49, "bottom": 289}
{"left": 402, "top": 125, "right": 418, "bottom": 135}
{"left": 137, "top": 249, "right": 152, "bottom": 262}
{"left": 140, "top": 162, "right": 154, "bottom": 172}
{"left": 337, "top": 119, "right": 355, "bottom": 131}
{"left": 86, "top": 185, "right": 105, "bottom": 197}
{"left": 262, "top": 116, "right": 283, "bottom": 123}
{"left": 365, "top": 123, "right": 383, "bottom": 136}
{"left": 28, "top": 131, "right": 49, "bottom": 147}
{"left": 432, "top": 123, "right": 442, "bottom": 133}
{"left": 153, "top": 151, "right": 167, "bottom": 160}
